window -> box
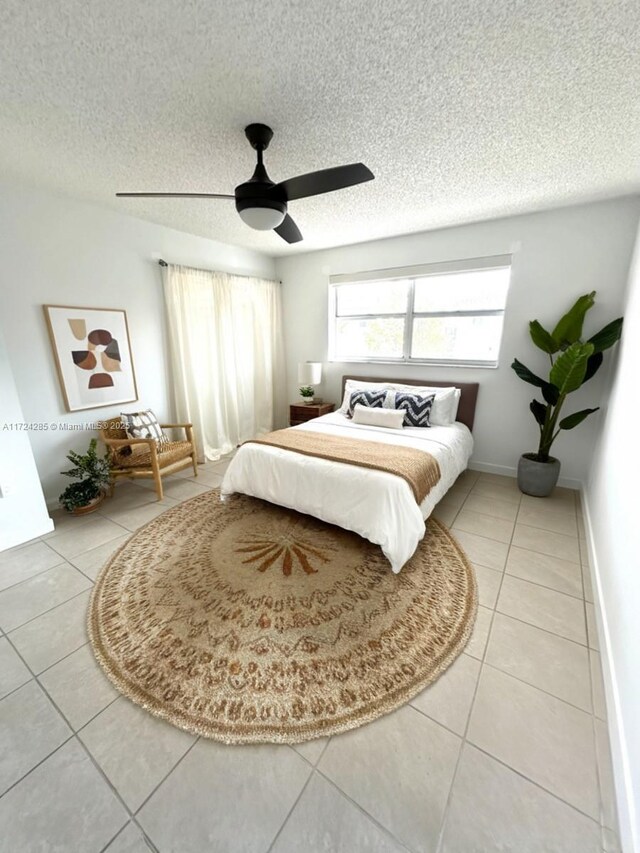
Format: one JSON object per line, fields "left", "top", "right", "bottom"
{"left": 328, "top": 256, "right": 511, "bottom": 367}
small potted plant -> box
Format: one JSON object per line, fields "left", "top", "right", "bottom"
{"left": 512, "top": 291, "right": 622, "bottom": 496}
{"left": 299, "top": 385, "right": 315, "bottom": 405}
{"left": 58, "top": 438, "right": 111, "bottom": 514}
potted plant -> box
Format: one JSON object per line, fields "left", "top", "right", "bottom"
{"left": 512, "top": 291, "right": 622, "bottom": 497}
{"left": 58, "top": 438, "right": 111, "bottom": 514}
{"left": 299, "top": 385, "right": 315, "bottom": 405}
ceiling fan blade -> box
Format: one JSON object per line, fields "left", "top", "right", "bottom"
{"left": 274, "top": 214, "right": 303, "bottom": 244}
{"left": 115, "top": 192, "right": 235, "bottom": 199}
{"left": 275, "top": 163, "right": 374, "bottom": 202}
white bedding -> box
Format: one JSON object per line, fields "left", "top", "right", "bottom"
{"left": 220, "top": 412, "right": 473, "bottom": 573}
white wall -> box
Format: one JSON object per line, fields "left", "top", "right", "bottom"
{"left": 0, "top": 325, "right": 53, "bottom": 548}
{"left": 0, "top": 179, "right": 275, "bottom": 507}
{"left": 584, "top": 223, "right": 640, "bottom": 853}
{"left": 276, "top": 197, "right": 640, "bottom": 485}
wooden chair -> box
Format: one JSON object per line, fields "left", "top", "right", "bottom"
{"left": 99, "top": 417, "right": 198, "bottom": 501}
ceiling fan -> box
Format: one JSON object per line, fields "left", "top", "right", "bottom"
{"left": 116, "top": 124, "right": 374, "bottom": 244}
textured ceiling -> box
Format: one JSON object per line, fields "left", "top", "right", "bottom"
{"left": 1, "top": 0, "right": 639, "bottom": 256}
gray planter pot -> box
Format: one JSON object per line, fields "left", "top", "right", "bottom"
{"left": 517, "top": 453, "right": 561, "bottom": 497}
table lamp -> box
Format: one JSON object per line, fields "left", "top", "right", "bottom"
{"left": 297, "top": 362, "right": 323, "bottom": 404}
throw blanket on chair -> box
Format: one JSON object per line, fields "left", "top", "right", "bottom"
{"left": 244, "top": 429, "right": 441, "bottom": 504}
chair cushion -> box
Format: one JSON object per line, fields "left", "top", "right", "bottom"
{"left": 114, "top": 440, "right": 193, "bottom": 469}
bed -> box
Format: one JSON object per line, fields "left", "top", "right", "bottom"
{"left": 221, "top": 376, "right": 478, "bottom": 573}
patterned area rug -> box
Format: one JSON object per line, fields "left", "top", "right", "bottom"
{"left": 88, "top": 492, "right": 477, "bottom": 744}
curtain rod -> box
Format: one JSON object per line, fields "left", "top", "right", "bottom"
{"left": 156, "top": 257, "right": 281, "bottom": 283}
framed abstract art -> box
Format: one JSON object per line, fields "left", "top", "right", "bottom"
{"left": 43, "top": 305, "right": 139, "bottom": 412}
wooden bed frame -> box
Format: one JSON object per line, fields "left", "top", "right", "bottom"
{"left": 341, "top": 375, "right": 479, "bottom": 431}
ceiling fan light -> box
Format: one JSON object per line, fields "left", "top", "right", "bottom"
{"left": 238, "top": 206, "right": 286, "bottom": 231}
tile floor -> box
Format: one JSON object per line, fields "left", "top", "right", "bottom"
{"left": 0, "top": 463, "right": 620, "bottom": 852}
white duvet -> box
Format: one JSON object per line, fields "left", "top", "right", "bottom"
{"left": 220, "top": 412, "right": 473, "bottom": 573}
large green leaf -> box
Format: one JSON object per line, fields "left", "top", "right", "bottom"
{"left": 583, "top": 351, "right": 604, "bottom": 383}
{"left": 559, "top": 408, "right": 600, "bottom": 430}
{"left": 542, "top": 383, "right": 560, "bottom": 405}
{"left": 549, "top": 341, "right": 594, "bottom": 394}
{"left": 588, "top": 318, "right": 623, "bottom": 353}
{"left": 512, "top": 359, "right": 560, "bottom": 403}
{"left": 511, "top": 359, "right": 547, "bottom": 388}
{"left": 529, "top": 320, "right": 559, "bottom": 354}
{"left": 529, "top": 399, "right": 547, "bottom": 426}
{"left": 551, "top": 292, "right": 596, "bottom": 348}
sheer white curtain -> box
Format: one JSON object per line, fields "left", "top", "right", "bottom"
{"left": 162, "top": 264, "right": 286, "bottom": 461}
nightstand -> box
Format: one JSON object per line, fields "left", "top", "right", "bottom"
{"left": 290, "top": 402, "right": 335, "bottom": 426}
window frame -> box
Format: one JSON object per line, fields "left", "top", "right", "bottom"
{"left": 328, "top": 255, "right": 511, "bottom": 369}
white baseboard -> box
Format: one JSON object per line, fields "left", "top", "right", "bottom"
{"left": 468, "top": 460, "right": 581, "bottom": 490}
{"left": 468, "top": 461, "right": 517, "bottom": 478}
{"left": 581, "top": 485, "right": 637, "bottom": 853}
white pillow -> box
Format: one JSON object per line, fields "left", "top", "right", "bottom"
{"left": 448, "top": 388, "right": 462, "bottom": 422}
{"left": 417, "top": 387, "right": 461, "bottom": 425}
{"left": 352, "top": 403, "right": 405, "bottom": 429}
{"left": 339, "top": 380, "right": 461, "bottom": 425}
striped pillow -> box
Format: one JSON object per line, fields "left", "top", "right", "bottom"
{"left": 346, "top": 389, "right": 387, "bottom": 418}
{"left": 388, "top": 392, "right": 436, "bottom": 427}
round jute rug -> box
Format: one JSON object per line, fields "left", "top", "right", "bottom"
{"left": 88, "top": 491, "right": 477, "bottom": 744}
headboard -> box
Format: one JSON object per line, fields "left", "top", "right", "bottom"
{"left": 341, "top": 375, "right": 480, "bottom": 432}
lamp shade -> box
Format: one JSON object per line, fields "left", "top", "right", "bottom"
{"left": 298, "top": 362, "right": 322, "bottom": 385}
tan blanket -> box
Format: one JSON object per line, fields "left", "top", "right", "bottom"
{"left": 245, "top": 429, "right": 441, "bottom": 505}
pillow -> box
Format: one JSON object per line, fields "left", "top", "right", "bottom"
{"left": 339, "top": 380, "right": 460, "bottom": 425}
{"left": 387, "top": 391, "right": 436, "bottom": 427}
{"left": 352, "top": 403, "right": 405, "bottom": 429}
{"left": 427, "top": 386, "right": 461, "bottom": 424}
{"left": 448, "top": 388, "right": 462, "bottom": 423}
{"left": 121, "top": 409, "right": 168, "bottom": 447}
{"left": 339, "top": 380, "right": 386, "bottom": 414}
{"left": 390, "top": 386, "right": 459, "bottom": 426}
{"left": 346, "top": 389, "right": 387, "bottom": 418}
